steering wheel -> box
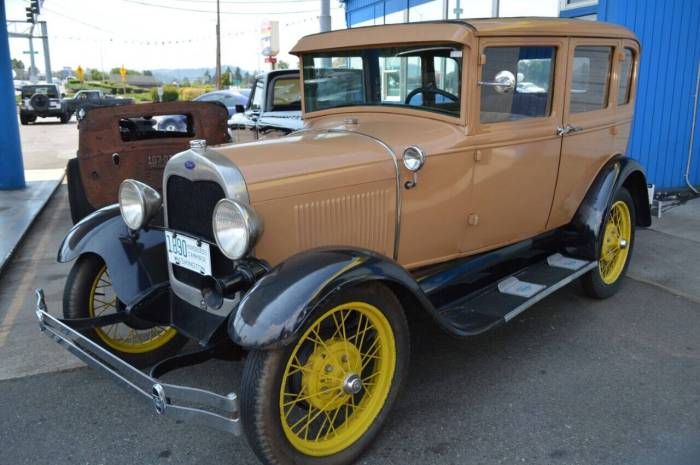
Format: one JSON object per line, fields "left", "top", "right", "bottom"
{"left": 405, "top": 87, "right": 459, "bottom": 105}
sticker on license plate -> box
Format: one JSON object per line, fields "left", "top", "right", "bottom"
{"left": 165, "top": 231, "right": 212, "bottom": 276}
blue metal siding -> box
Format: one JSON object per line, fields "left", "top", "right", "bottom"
{"left": 343, "top": 0, "right": 434, "bottom": 26}
{"left": 572, "top": 0, "right": 700, "bottom": 189}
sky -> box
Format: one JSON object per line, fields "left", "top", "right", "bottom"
{"left": 6, "top": 0, "right": 347, "bottom": 75}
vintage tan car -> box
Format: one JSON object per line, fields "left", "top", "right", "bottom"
{"left": 37, "top": 18, "right": 650, "bottom": 465}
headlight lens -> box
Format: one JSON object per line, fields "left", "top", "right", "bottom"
{"left": 402, "top": 146, "right": 426, "bottom": 172}
{"left": 212, "top": 199, "right": 263, "bottom": 260}
{"left": 118, "top": 179, "right": 161, "bottom": 230}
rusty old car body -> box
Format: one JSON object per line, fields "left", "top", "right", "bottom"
{"left": 66, "top": 101, "right": 230, "bottom": 222}
{"left": 37, "top": 19, "right": 650, "bottom": 465}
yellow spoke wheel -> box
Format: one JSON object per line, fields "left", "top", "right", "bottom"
{"left": 598, "top": 200, "right": 632, "bottom": 285}
{"left": 88, "top": 265, "right": 178, "bottom": 354}
{"left": 279, "top": 302, "right": 396, "bottom": 456}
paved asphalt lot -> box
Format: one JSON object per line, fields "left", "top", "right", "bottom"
{"left": 0, "top": 122, "right": 699, "bottom": 465}
{"left": 16, "top": 115, "right": 80, "bottom": 171}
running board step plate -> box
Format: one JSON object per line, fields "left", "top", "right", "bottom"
{"left": 437, "top": 254, "right": 596, "bottom": 335}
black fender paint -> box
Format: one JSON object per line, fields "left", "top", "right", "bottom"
{"left": 57, "top": 204, "right": 168, "bottom": 305}
{"left": 567, "top": 156, "right": 651, "bottom": 260}
{"left": 229, "top": 247, "right": 435, "bottom": 350}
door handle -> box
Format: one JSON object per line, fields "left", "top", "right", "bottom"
{"left": 557, "top": 124, "right": 584, "bottom": 136}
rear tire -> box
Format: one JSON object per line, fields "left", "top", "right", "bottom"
{"left": 241, "top": 283, "right": 410, "bottom": 465}
{"left": 20, "top": 114, "right": 30, "bottom": 125}
{"left": 63, "top": 254, "right": 186, "bottom": 368}
{"left": 60, "top": 112, "right": 71, "bottom": 123}
{"left": 581, "top": 187, "right": 636, "bottom": 299}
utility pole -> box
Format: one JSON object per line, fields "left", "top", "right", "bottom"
{"left": 41, "top": 21, "right": 51, "bottom": 82}
{"left": 491, "top": 0, "right": 500, "bottom": 17}
{"left": 27, "top": 24, "right": 36, "bottom": 81}
{"left": 215, "top": 0, "right": 221, "bottom": 89}
{"left": 320, "top": 0, "right": 331, "bottom": 32}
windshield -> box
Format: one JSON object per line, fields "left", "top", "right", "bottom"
{"left": 22, "top": 85, "right": 59, "bottom": 98}
{"left": 302, "top": 44, "right": 462, "bottom": 116}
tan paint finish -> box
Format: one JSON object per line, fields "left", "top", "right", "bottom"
{"left": 207, "top": 20, "right": 639, "bottom": 269}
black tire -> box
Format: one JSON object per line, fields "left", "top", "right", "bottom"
{"left": 241, "top": 283, "right": 410, "bottom": 465}
{"left": 60, "top": 112, "right": 71, "bottom": 123}
{"left": 20, "top": 114, "right": 30, "bottom": 125}
{"left": 66, "top": 158, "right": 95, "bottom": 223}
{"left": 581, "top": 187, "right": 636, "bottom": 299}
{"left": 63, "top": 254, "right": 187, "bottom": 368}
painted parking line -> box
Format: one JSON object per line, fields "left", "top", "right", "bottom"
{"left": 0, "top": 204, "right": 63, "bottom": 349}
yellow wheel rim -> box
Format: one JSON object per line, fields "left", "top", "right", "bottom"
{"left": 279, "top": 301, "right": 396, "bottom": 457}
{"left": 88, "top": 265, "right": 177, "bottom": 354}
{"left": 599, "top": 200, "right": 632, "bottom": 285}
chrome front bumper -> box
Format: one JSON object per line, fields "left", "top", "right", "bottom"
{"left": 34, "top": 289, "right": 241, "bottom": 435}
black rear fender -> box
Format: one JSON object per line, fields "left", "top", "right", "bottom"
{"left": 566, "top": 156, "right": 651, "bottom": 260}
{"left": 229, "top": 248, "right": 434, "bottom": 350}
{"left": 58, "top": 204, "right": 168, "bottom": 305}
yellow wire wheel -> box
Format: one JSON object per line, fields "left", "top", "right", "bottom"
{"left": 598, "top": 200, "right": 633, "bottom": 285}
{"left": 88, "top": 265, "right": 178, "bottom": 354}
{"left": 279, "top": 301, "right": 397, "bottom": 456}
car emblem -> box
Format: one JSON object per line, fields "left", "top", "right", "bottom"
{"left": 185, "top": 160, "right": 195, "bottom": 170}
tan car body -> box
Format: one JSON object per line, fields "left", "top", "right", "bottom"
{"left": 212, "top": 19, "right": 639, "bottom": 270}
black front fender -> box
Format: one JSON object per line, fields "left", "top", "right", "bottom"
{"left": 229, "top": 248, "right": 432, "bottom": 350}
{"left": 58, "top": 204, "right": 168, "bottom": 305}
{"left": 567, "top": 156, "right": 651, "bottom": 260}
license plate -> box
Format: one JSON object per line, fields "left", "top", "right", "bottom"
{"left": 165, "top": 231, "right": 212, "bottom": 276}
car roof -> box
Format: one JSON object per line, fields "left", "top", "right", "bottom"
{"left": 290, "top": 18, "right": 637, "bottom": 54}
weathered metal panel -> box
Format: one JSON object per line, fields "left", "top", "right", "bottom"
{"left": 597, "top": 0, "right": 700, "bottom": 189}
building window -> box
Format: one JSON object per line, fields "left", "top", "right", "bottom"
{"left": 570, "top": 46, "right": 613, "bottom": 113}
{"left": 560, "top": 0, "right": 598, "bottom": 10}
{"left": 617, "top": 48, "right": 634, "bottom": 105}
{"left": 480, "top": 46, "right": 556, "bottom": 124}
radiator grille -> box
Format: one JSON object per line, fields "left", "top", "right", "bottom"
{"left": 294, "top": 189, "right": 393, "bottom": 255}
{"left": 166, "top": 175, "right": 233, "bottom": 286}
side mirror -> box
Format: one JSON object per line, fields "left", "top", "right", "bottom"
{"left": 235, "top": 104, "right": 245, "bottom": 114}
{"left": 478, "top": 70, "right": 516, "bottom": 95}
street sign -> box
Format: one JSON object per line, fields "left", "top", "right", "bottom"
{"left": 120, "top": 64, "right": 127, "bottom": 82}
{"left": 264, "top": 56, "right": 277, "bottom": 64}
{"left": 261, "top": 20, "right": 279, "bottom": 57}
{"left": 76, "top": 65, "right": 84, "bottom": 82}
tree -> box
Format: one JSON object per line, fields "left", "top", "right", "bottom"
{"left": 89, "top": 68, "right": 106, "bottom": 81}
{"left": 182, "top": 77, "right": 191, "bottom": 87}
{"left": 143, "top": 70, "right": 153, "bottom": 76}
{"left": 222, "top": 66, "right": 232, "bottom": 86}
{"left": 277, "top": 60, "right": 289, "bottom": 70}
{"left": 233, "top": 66, "right": 242, "bottom": 82}
{"left": 11, "top": 58, "right": 24, "bottom": 70}
{"left": 203, "top": 69, "right": 212, "bottom": 84}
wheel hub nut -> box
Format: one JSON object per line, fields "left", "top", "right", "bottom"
{"left": 619, "top": 239, "right": 628, "bottom": 249}
{"left": 342, "top": 374, "right": 362, "bottom": 395}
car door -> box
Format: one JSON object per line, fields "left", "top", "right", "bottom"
{"left": 547, "top": 37, "right": 624, "bottom": 229}
{"left": 461, "top": 37, "right": 569, "bottom": 253}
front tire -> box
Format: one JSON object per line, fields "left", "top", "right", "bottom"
{"left": 241, "top": 283, "right": 410, "bottom": 465}
{"left": 63, "top": 254, "right": 186, "bottom": 368}
{"left": 581, "top": 187, "right": 636, "bottom": 299}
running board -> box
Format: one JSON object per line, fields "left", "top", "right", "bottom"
{"left": 436, "top": 254, "right": 597, "bottom": 335}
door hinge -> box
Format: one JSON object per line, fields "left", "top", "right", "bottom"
{"left": 467, "top": 214, "right": 479, "bottom": 226}
{"left": 478, "top": 53, "right": 487, "bottom": 65}
{"left": 474, "top": 150, "right": 483, "bottom": 162}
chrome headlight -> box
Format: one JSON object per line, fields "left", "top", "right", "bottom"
{"left": 118, "top": 179, "right": 162, "bottom": 230}
{"left": 212, "top": 199, "right": 263, "bottom": 260}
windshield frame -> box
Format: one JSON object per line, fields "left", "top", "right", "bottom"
{"left": 300, "top": 42, "right": 465, "bottom": 123}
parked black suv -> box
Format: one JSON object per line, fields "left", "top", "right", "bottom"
{"left": 18, "top": 84, "right": 70, "bottom": 124}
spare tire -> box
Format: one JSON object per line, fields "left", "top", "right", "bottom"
{"left": 30, "top": 93, "right": 49, "bottom": 111}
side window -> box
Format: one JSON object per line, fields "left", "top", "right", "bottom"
{"left": 250, "top": 79, "right": 264, "bottom": 111}
{"left": 617, "top": 48, "right": 634, "bottom": 105}
{"left": 480, "top": 46, "right": 556, "bottom": 124}
{"left": 570, "top": 46, "right": 613, "bottom": 113}
{"left": 270, "top": 77, "right": 301, "bottom": 112}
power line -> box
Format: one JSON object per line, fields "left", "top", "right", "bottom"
{"left": 42, "top": 6, "right": 116, "bottom": 33}
{"left": 118, "top": 0, "right": 324, "bottom": 15}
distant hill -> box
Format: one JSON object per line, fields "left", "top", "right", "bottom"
{"left": 151, "top": 66, "right": 256, "bottom": 83}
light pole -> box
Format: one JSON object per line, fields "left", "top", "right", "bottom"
{"left": 320, "top": 0, "right": 330, "bottom": 32}
{"left": 215, "top": 0, "right": 221, "bottom": 89}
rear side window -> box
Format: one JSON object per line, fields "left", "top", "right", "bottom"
{"left": 570, "top": 46, "right": 613, "bottom": 113}
{"left": 480, "top": 46, "right": 556, "bottom": 124}
{"left": 617, "top": 48, "right": 634, "bottom": 105}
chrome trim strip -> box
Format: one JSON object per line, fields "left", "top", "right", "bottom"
{"left": 162, "top": 146, "right": 248, "bottom": 313}
{"left": 291, "top": 128, "right": 402, "bottom": 261}
{"left": 34, "top": 289, "right": 242, "bottom": 435}
{"left": 503, "top": 261, "right": 597, "bottom": 322}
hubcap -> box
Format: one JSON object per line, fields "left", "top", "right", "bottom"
{"left": 279, "top": 302, "right": 396, "bottom": 457}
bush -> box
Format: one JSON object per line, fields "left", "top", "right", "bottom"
{"left": 179, "top": 87, "right": 206, "bottom": 101}
{"left": 150, "top": 85, "right": 179, "bottom": 102}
